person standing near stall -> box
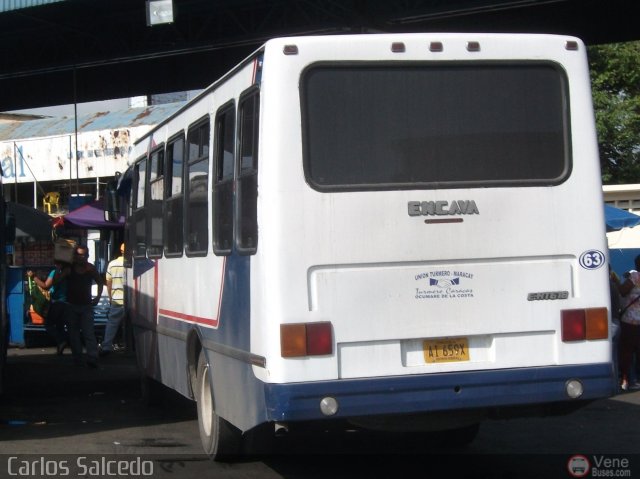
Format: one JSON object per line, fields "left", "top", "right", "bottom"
{"left": 61, "top": 245, "right": 104, "bottom": 368}
{"left": 27, "top": 261, "right": 69, "bottom": 355}
{"left": 612, "top": 254, "right": 640, "bottom": 390}
{"left": 99, "top": 243, "right": 125, "bottom": 357}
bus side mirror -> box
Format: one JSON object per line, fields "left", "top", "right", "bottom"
{"left": 104, "top": 175, "right": 120, "bottom": 223}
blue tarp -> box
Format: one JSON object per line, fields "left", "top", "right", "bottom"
{"left": 609, "top": 248, "right": 640, "bottom": 277}
{"left": 605, "top": 204, "right": 640, "bottom": 232}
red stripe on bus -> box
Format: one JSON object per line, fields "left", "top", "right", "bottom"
{"left": 159, "top": 309, "right": 219, "bottom": 328}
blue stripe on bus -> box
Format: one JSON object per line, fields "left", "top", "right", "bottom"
{"left": 263, "top": 363, "right": 615, "bottom": 422}
{"left": 201, "top": 254, "right": 251, "bottom": 352}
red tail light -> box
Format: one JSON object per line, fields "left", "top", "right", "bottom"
{"left": 306, "top": 322, "right": 333, "bottom": 355}
{"left": 281, "top": 322, "right": 333, "bottom": 358}
{"left": 562, "top": 309, "right": 586, "bottom": 341}
{"left": 562, "top": 308, "right": 608, "bottom": 342}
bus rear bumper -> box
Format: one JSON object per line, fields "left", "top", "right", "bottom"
{"left": 263, "top": 363, "right": 616, "bottom": 423}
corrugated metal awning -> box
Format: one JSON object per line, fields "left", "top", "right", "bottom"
{"left": 0, "top": 102, "right": 184, "bottom": 141}
{"left": 0, "top": 0, "right": 66, "bottom": 13}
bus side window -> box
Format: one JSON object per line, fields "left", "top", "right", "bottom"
{"left": 164, "top": 135, "right": 185, "bottom": 257}
{"left": 213, "top": 102, "right": 235, "bottom": 256}
{"left": 147, "top": 144, "right": 165, "bottom": 259}
{"left": 186, "top": 118, "right": 210, "bottom": 256}
{"left": 236, "top": 89, "right": 259, "bottom": 255}
{"left": 133, "top": 157, "right": 147, "bottom": 259}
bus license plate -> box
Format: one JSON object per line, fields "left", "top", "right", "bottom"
{"left": 423, "top": 338, "right": 470, "bottom": 363}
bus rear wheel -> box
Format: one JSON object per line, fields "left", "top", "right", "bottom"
{"left": 196, "top": 351, "right": 241, "bottom": 460}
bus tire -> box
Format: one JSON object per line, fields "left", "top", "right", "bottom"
{"left": 196, "top": 351, "right": 241, "bottom": 460}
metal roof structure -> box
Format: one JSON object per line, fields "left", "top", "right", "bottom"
{"left": 0, "top": 0, "right": 65, "bottom": 13}
{"left": 0, "top": 102, "right": 183, "bottom": 142}
{"left": 0, "top": 0, "right": 638, "bottom": 112}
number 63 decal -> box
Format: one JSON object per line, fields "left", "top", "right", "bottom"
{"left": 579, "top": 250, "right": 605, "bottom": 270}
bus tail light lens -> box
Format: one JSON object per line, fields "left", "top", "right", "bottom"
{"left": 562, "top": 309, "right": 585, "bottom": 341}
{"left": 585, "top": 307, "right": 608, "bottom": 340}
{"left": 306, "top": 322, "right": 333, "bottom": 355}
{"left": 280, "top": 323, "right": 306, "bottom": 357}
{"left": 281, "top": 322, "right": 333, "bottom": 358}
{"left": 561, "top": 308, "right": 608, "bottom": 342}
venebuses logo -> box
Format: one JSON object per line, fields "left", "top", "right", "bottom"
{"left": 567, "top": 455, "right": 590, "bottom": 478}
{"left": 567, "top": 454, "right": 633, "bottom": 478}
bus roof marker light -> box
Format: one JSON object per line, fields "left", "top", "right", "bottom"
{"left": 466, "top": 41, "right": 481, "bottom": 52}
{"left": 391, "top": 42, "right": 406, "bottom": 53}
{"left": 565, "top": 41, "right": 579, "bottom": 51}
{"left": 429, "top": 42, "right": 443, "bottom": 52}
{"left": 283, "top": 44, "right": 299, "bottom": 55}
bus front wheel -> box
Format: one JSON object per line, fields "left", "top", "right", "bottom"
{"left": 196, "top": 351, "right": 241, "bottom": 460}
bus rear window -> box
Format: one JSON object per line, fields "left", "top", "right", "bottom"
{"left": 302, "top": 62, "right": 570, "bottom": 190}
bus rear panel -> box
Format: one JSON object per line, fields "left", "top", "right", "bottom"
{"left": 255, "top": 34, "right": 612, "bottom": 423}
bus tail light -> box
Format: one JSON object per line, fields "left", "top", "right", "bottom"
{"left": 561, "top": 308, "right": 608, "bottom": 342}
{"left": 585, "top": 307, "right": 608, "bottom": 340}
{"left": 281, "top": 322, "right": 333, "bottom": 358}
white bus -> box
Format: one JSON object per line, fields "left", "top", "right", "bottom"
{"left": 109, "top": 33, "right": 616, "bottom": 458}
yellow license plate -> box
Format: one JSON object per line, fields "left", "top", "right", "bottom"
{"left": 423, "top": 337, "right": 470, "bottom": 363}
